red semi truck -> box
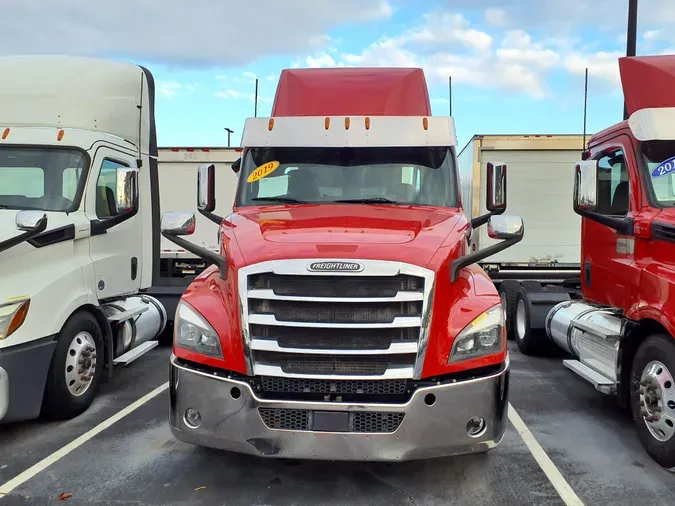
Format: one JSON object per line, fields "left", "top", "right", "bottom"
{"left": 160, "top": 67, "right": 524, "bottom": 461}
{"left": 511, "top": 55, "right": 675, "bottom": 469}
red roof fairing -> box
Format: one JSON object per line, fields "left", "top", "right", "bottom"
{"left": 271, "top": 67, "right": 432, "bottom": 117}
{"left": 619, "top": 55, "right": 675, "bottom": 115}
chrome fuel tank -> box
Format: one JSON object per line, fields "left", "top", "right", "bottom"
{"left": 546, "top": 300, "right": 624, "bottom": 381}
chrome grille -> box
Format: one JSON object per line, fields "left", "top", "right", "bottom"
{"left": 258, "top": 408, "right": 405, "bottom": 433}
{"left": 239, "top": 259, "right": 434, "bottom": 380}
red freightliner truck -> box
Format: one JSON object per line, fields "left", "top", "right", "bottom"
{"left": 160, "top": 67, "right": 524, "bottom": 461}
{"left": 512, "top": 55, "right": 675, "bottom": 469}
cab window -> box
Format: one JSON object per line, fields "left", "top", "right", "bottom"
{"left": 96, "top": 159, "right": 128, "bottom": 218}
{"left": 595, "top": 148, "right": 629, "bottom": 216}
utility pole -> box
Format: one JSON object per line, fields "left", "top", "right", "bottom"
{"left": 224, "top": 128, "right": 234, "bottom": 147}
{"left": 624, "top": 0, "right": 638, "bottom": 120}
{"left": 254, "top": 78, "right": 259, "bottom": 118}
{"left": 448, "top": 76, "right": 452, "bottom": 116}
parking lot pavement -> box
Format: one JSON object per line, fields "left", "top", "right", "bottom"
{"left": 0, "top": 343, "right": 673, "bottom": 506}
{"left": 508, "top": 347, "right": 675, "bottom": 505}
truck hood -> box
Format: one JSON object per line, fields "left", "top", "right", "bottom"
{"left": 228, "top": 204, "right": 465, "bottom": 268}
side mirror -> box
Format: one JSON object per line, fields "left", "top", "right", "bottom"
{"left": 0, "top": 210, "right": 48, "bottom": 254}
{"left": 451, "top": 212, "right": 525, "bottom": 283}
{"left": 161, "top": 212, "right": 196, "bottom": 236}
{"left": 573, "top": 160, "right": 598, "bottom": 213}
{"left": 231, "top": 158, "right": 241, "bottom": 174}
{"left": 197, "top": 163, "right": 216, "bottom": 213}
{"left": 16, "top": 210, "right": 48, "bottom": 232}
{"left": 486, "top": 161, "right": 507, "bottom": 214}
{"left": 115, "top": 167, "right": 139, "bottom": 214}
{"left": 197, "top": 163, "right": 225, "bottom": 226}
{"left": 487, "top": 214, "right": 524, "bottom": 240}
{"left": 160, "top": 211, "right": 228, "bottom": 279}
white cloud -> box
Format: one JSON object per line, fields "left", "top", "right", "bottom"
{"left": 484, "top": 8, "right": 509, "bottom": 28}
{"left": 306, "top": 53, "right": 340, "bottom": 68}
{"left": 157, "top": 81, "right": 199, "bottom": 98}
{"left": 496, "top": 31, "right": 560, "bottom": 70}
{"left": 306, "top": 11, "right": 560, "bottom": 98}
{"left": 158, "top": 82, "right": 182, "bottom": 98}
{"left": 214, "top": 89, "right": 271, "bottom": 103}
{"left": 644, "top": 30, "right": 662, "bottom": 41}
{"left": 445, "top": 0, "right": 675, "bottom": 33}
{"left": 563, "top": 51, "right": 623, "bottom": 88}
{"left": 0, "top": 0, "right": 393, "bottom": 66}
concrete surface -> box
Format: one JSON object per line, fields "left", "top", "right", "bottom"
{"left": 0, "top": 342, "right": 673, "bottom": 505}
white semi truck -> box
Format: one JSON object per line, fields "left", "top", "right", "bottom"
{"left": 457, "top": 134, "right": 587, "bottom": 336}
{"left": 0, "top": 55, "right": 235, "bottom": 424}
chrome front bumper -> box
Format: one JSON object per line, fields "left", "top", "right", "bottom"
{"left": 169, "top": 354, "right": 510, "bottom": 461}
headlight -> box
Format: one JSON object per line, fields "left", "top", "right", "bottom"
{"left": 448, "top": 304, "right": 504, "bottom": 363}
{"left": 174, "top": 301, "right": 223, "bottom": 358}
{"left": 0, "top": 299, "right": 30, "bottom": 340}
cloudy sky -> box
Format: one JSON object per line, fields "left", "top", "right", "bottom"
{"left": 2, "top": 0, "right": 674, "bottom": 149}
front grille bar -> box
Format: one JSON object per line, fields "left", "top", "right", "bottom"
{"left": 248, "top": 288, "right": 424, "bottom": 303}
{"left": 250, "top": 339, "right": 418, "bottom": 355}
{"left": 248, "top": 314, "right": 422, "bottom": 328}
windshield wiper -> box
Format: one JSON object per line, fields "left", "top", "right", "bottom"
{"left": 251, "top": 196, "right": 308, "bottom": 204}
{"left": 333, "top": 197, "right": 400, "bottom": 204}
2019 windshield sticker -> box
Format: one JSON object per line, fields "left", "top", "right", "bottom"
{"left": 247, "top": 161, "right": 280, "bottom": 183}
{"left": 651, "top": 156, "right": 675, "bottom": 178}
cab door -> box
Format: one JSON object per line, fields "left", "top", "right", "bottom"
{"left": 84, "top": 145, "right": 143, "bottom": 299}
{"left": 581, "top": 135, "right": 640, "bottom": 310}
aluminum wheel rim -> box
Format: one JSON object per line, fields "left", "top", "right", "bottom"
{"left": 640, "top": 360, "right": 675, "bottom": 442}
{"left": 516, "top": 299, "right": 526, "bottom": 340}
{"left": 500, "top": 292, "right": 508, "bottom": 326}
{"left": 65, "top": 332, "right": 97, "bottom": 397}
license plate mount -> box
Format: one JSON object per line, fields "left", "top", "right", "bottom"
{"left": 312, "top": 411, "right": 350, "bottom": 432}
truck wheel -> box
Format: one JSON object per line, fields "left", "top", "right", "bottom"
{"left": 513, "top": 288, "right": 548, "bottom": 356}
{"left": 630, "top": 334, "right": 675, "bottom": 470}
{"left": 520, "top": 281, "right": 543, "bottom": 292}
{"left": 498, "top": 280, "right": 520, "bottom": 340}
{"left": 42, "top": 311, "right": 104, "bottom": 420}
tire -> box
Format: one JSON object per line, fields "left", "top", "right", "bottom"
{"left": 513, "top": 287, "right": 549, "bottom": 356}
{"left": 498, "top": 280, "right": 520, "bottom": 340}
{"left": 42, "top": 311, "right": 104, "bottom": 420}
{"left": 629, "top": 333, "right": 675, "bottom": 470}
{"left": 158, "top": 321, "right": 174, "bottom": 347}
{"left": 520, "top": 280, "right": 543, "bottom": 292}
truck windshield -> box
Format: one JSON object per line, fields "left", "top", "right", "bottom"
{"left": 235, "top": 146, "right": 459, "bottom": 208}
{"left": 642, "top": 140, "right": 675, "bottom": 206}
{"left": 0, "top": 147, "right": 88, "bottom": 212}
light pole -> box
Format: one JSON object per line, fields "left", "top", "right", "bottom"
{"left": 624, "top": 0, "right": 638, "bottom": 120}
{"left": 224, "top": 128, "right": 234, "bottom": 147}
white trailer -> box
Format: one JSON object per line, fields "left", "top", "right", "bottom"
{"left": 458, "top": 134, "right": 586, "bottom": 284}
{"left": 157, "top": 147, "right": 239, "bottom": 278}
{"left": 458, "top": 135, "right": 588, "bottom": 338}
